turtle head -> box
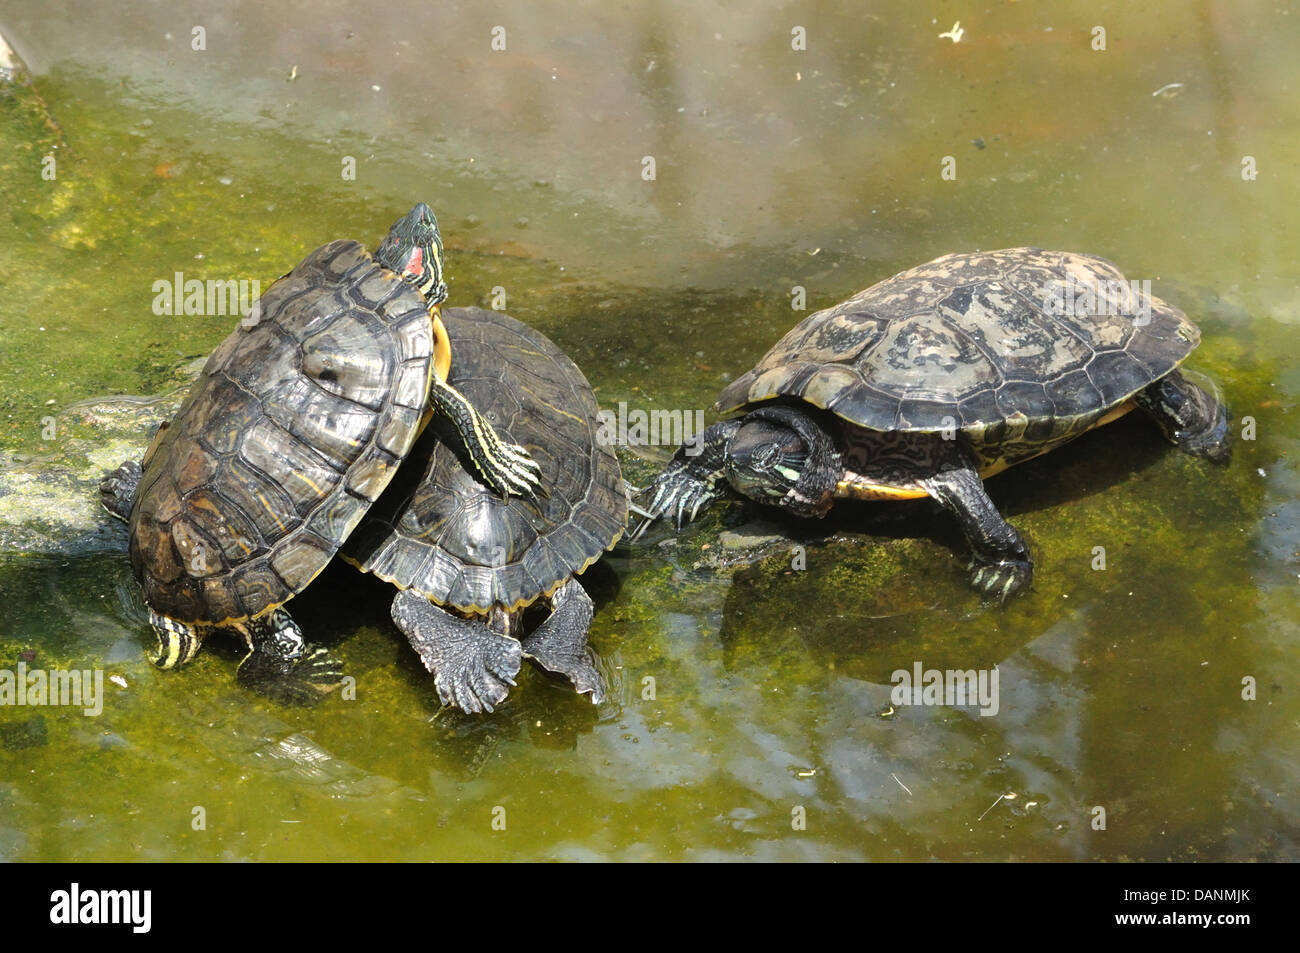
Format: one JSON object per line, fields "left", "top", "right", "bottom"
{"left": 727, "top": 419, "right": 807, "bottom": 503}
{"left": 727, "top": 406, "right": 840, "bottom": 518}
{"left": 377, "top": 202, "right": 448, "bottom": 305}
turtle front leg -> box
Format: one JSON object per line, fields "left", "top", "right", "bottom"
{"left": 920, "top": 448, "right": 1033, "bottom": 603}
{"left": 631, "top": 419, "right": 742, "bottom": 539}
{"left": 390, "top": 590, "right": 522, "bottom": 714}
{"left": 520, "top": 580, "right": 605, "bottom": 705}
{"left": 1134, "top": 369, "right": 1231, "bottom": 464}
{"left": 99, "top": 459, "right": 142, "bottom": 522}
{"left": 233, "top": 608, "right": 344, "bottom": 705}
{"left": 428, "top": 377, "right": 543, "bottom": 499}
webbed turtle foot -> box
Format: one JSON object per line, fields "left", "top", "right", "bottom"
{"left": 391, "top": 590, "right": 522, "bottom": 714}
{"left": 235, "top": 608, "right": 343, "bottom": 706}
{"left": 99, "top": 459, "right": 143, "bottom": 522}
{"left": 969, "top": 555, "right": 1033, "bottom": 604}
{"left": 521, "top": 581, "right": 605, "bottom": 704}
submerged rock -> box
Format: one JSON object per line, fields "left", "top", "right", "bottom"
{"left": 0, "top": 388, "right": 190, "bottom": 557}
{"left": 697, "top": 519, "right": 792, "bottom": 571}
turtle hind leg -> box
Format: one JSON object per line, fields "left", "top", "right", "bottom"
{"left": 920, "top": 446, "right": 1033, "bottom": 603}
{"left": 390, "top": 590, "right": 522, "bottom": 714}
{"left": 99, "top": 460, "right": 143, "bottom": 522}
{"left": 234, "top": 608, "right": 343, "bottom": 706}
{"left": 1135, "top": 369, "right": 1231, "bottom": 464}
{"left": 520, "top": 580, "right": 606, "bottom": 705}
{"left": 149, "top": 609, "right": 205, "bottom": 669}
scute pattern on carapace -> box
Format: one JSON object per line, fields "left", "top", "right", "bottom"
{"left": 128, "top": 239, "right": 434, "bottom": 625}
{"left": 344, "top": 307, "right": 626, "bottom": 614}
{"left": 717, "top": 248, "right": 1198, "bottom": 442}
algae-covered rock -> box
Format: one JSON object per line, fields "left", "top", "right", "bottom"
{"left": 0, "top": 387, "right": 190, "bottom": 556}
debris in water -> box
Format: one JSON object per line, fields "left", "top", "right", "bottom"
{"left": 939, "top": 22, "right": 965, "bottom": 43}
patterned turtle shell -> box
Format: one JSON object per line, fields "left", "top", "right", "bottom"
{"left": 343, "top": 307, "right": 626, "bottom": 614}
{"left": 717, "top": 248, "right": 1200, "bottom": 447}
{"left": 129, "top": 239, "right": 435, "bottom": 625}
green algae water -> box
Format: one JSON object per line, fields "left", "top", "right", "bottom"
{"left": 0, "top": 0, "right": 1296, "bottom": 861}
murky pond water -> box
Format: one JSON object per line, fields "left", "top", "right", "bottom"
{"left": 1, "top": 1, "right": 1296, "bottom": 861}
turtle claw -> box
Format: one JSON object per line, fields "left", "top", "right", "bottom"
{"left": 295, "top": 646, "right": 346, "bottom": 688}
{"left": 625, "top": 497, "right": 655, "bottom": 521}
{"left": 391, "top": 590, "right": 522, "bottom": 714}
{"left": 675, "top": 496, "right": 692, "bottom": 531}
{"left": 636, "top": 463, "right": 716, "bottom": 538}
{"left": 484, "top": 441, "right": 545, "bottom": 500}
{"left": 670, "top": 478, "right": 712, "bottom": 531}
{"left": 627, "top": 514, "right": 654, "bottom": 543}
{"left": 968, "top": 557, "right": 1033, "bottom": 604}
{"left": 627, "top": 482, "right": 670, "bottom": 542}
{"left": 501, "top": 441, "right": 542, "bottom": 477}
{"left": 445, "top": 656, "right": 518, "bottom": 715}
{"left": 687, "top": 488, "right": 709, "bottom": 524}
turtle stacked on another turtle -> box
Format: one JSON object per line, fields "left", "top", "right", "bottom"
{"left": 637, "top": 247, "right": 1231, "bottom": 601}
{"left": 100, "top": 204, "right": 542, "bottom": 702}
{"left": 343, "top": 306, "right": 628, "bottom": 714}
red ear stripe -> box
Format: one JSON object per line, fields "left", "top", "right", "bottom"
{"left": 404, "top": 246, "right": 424, "bottom": 278}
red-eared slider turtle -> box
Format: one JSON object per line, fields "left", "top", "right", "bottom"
{"left": 99, "top": 204, "right": 539, "bottom": 701}
{"left": 637, "top": 248, "right": 1230, "bottom": 601}
{"left": 342, "top": 307, "right": 628, "bottom": 713}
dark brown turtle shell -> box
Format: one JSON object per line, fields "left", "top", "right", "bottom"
{"left": 717, "top": 248, "right": 1200, "bottom": 447}
{"left": 129, "top": 239, "right": 434, "bottom": 625}
{"left": 343, "top": 307, "right": 626, "bottom": 614}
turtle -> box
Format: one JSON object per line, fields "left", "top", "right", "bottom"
{"left": 635, "top": 247, "right": 1231, "bottom": 601}
{"left": 341, "top": 306, "right": 628, "bottom": 714}
{"left": 98, "top": 204, "right": 540, "bottom": 701}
